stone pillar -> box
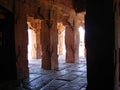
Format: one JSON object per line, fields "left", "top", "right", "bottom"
{"left": 27, "top": 18, "right": 42, "bottom": 59}
{"left": 58, "top": 32, "right": 63, "bottom": 55}
{"left": 74, "top": 12, "right": 85, "bottom": 62}
{"left": 30, "top": 30, "right": 37, "bottom": 59}
{"left": 36, "top": 28, "right": 42, "bottom": 59}
{"left": 58, "top": 31, "right": 65, "bottom": 55}
{"left": 40, "top": 20, "right": 58, "bottom": 70}
{"left": 85, "top": 0, "right": 114, "bottom": 89}
{"left": 39, "top": 1, "right": 58, "bottom": 70}
{"left": 40, "top": 20, "right": 51, "bottom": 69}
{"left": 114, "top": 0, "right": 120, "bottom": 89}
{"left": 74, "top": 26, "right": 80, "bottom": 63}
{"left": 65, "top": 23, "right": 75, "bottom": 63}
{"left": 15, "top": 1, "right": 29, "bottom": 79}
{"left": 58, "top": 23, "right": 65, "bottom": 55}
{"left": 50, "top": 21, "right": 58, "bottom": 70}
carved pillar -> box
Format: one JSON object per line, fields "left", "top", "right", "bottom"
{"left": 41, "top": 20, "right": 58, "bottom": 70}
{"left": 58, "top": 32, "right": 63, "bottom": 55}
{"left": 36, "top": 28, "right": 42, "bottom": 59}
{"left": 40, "top": 1, "right": 58, "bottom": 70}
{"left": 74, "top": 25, "right": 80, "bottom": 63}
{"left": 58, "top": 23, "right": 66, "bottom": 55}
{"left": 27, "top": 18, "right": 42, "bottom": 59}
{"left": 50, "top": 21, "right": 58, "bottom": 70}
{"left": 50, "top": 7, "right": 58, "bottom": 70}
{"left": 65, "top": 23, "right": 75, "bottom": 63}
{"left": 40, "top": 20, "right": 51, "bottom": 69}
{"left": 15, "top": 1, "right": 29, "bottom": 79}
{"left": 30, "top": 29, "right": 37, "bottom": 59}
{"left": 74, "top": 12, "right": 85, "bottom": 62}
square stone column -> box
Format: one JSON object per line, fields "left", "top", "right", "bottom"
{"left": 65, "top": 24, "right": 75, "bottom": 63}
{"left": 41, "top": 20, "right": 51, "bottom": 69}
{"left": 74, "top": 27, "right": 80, "bottom": 63}
{"left": 41, "top": 20, "right": 58, "bottom": 70}
{"left": 15, "top": 0, "right": 29, "bottom": 80}
{"left": 50, "top": 21, "right": 58, "bottom": 70}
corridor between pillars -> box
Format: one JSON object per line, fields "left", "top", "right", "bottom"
{"left": 40, "top": 20, "right": 58, "bottom": 70}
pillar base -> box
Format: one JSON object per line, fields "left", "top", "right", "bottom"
{"left": 42, "top": 60, "right": 51, "bottom": 70}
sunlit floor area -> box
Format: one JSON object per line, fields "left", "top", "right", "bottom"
{"left": 22, "top": 55, "right": 87, "bottom": 90}
{"left": 0, "top": 55, "right": 87, "bottom": 90}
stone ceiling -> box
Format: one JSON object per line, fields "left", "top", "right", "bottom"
{"left": 26, "top": 0, "right": 86, "bottom": 30}
{"left": 38, "top": 0, "right": 86, "bottom": 13}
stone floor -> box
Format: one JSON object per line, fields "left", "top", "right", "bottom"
{"left": 0, "top": 55, "right": 87, "bottom": 90}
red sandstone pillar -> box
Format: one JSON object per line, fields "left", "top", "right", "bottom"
{"left": 50, "top": 21, "right": 58, "bottom": 70}
{"left": 40, "top": 20, "right": 58, "bottom": 70}
{"left": 74, "top": 27, "right": 80, "bottom": 63}
{"left": 36, "top": 29, "right": 42, "bottom": 59}
{"left": 15, "top": 0, "right": 29, "bottom": 79}
{"left": 65, "top": 23, "right": 75, "bottom": 63}
{"left": 41, "top": 20, "right": 51, "bottom": 69}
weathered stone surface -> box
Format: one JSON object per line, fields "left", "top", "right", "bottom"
{"left": 57, "top": 23, "right": 66, "bottom": 55}
{"left": 15, "top": 0, "right": 29, "bottom": 80}
{"left": 27, "top": 17, "right": 42, "bottom": 59}
{"left": 50, "top": 21, "right": 58, "bottom": 70}
{"left": 41, "top": 20, "right": 51, "bottom": 69}
{"left": 41, "top": 80, "right": 68, "bottom": 90}
{"left": 0, "top": 57, "right": 87, "bottom": 90}
{"left": 65, "top": 23, "right": 75, "bottom": 63}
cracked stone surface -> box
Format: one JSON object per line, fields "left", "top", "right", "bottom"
{"left": 0, "top": 55, "right": 87, "bottom": 90}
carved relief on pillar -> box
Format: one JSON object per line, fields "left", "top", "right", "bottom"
{"left": 74, "top": 12, "right": 85, "bottom": 62}
{"left": 50, "top": 21, "right": 58, "bottom": 70}
{"left": 40, "top": 20, "right": 51, "bottom": 69}
{"left": 15, "top": 0, "right": 29, "bottom": 79}
{"left": 16, "top": 45, "right": 29, "bottom": 79}
{"left": 27, "top": 17, "right": 42, "bottom": 59}
{"left": 57, "top": 23, "right": 65, "bottom": 55}
{"left": 65, "top": 22, "right": 75, "bottom": 63}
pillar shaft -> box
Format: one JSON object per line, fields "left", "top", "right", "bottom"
{"left": 74, "top": 27, "right": 80, "bottom": 63}
{"left": 41, "top": 20, "right": 58, "bottom": 70}
{"left": 50, "top": 21, "right": 58, "bottom": 70}
{"left": 15, "top": 1, "right": 29, "bottom": 79}
{"left": 41, "top": 20, "right": 51, "bottom": 69}
{"left": 36, "top": 29, "right": 42, "bottom": 59}
{"left": 65, "top": 24, "right": 75, "bottom": 63}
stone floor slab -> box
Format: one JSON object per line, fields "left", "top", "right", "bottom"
{"left": 0, "top": 56, "right": 87, "bottom": 90}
